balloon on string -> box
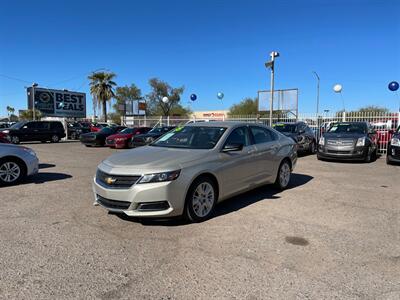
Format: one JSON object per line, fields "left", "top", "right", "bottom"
{"left": 217, "top": 92, "right": 224, "bottom": 100}
{"left": 190, "top": 94, "right": 197, "bottom": 101}
{"left": 388, "top": 81, "right": 399, "bottom": 92}
{"left": 333, "top": 84, "right": 342, "bottom": 93}
{"left": 162, "top": 96, "right": 169, "bottom": 103}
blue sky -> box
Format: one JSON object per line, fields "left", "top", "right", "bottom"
{"left": 0, "top": 0, "right": 399, "bottom": 116}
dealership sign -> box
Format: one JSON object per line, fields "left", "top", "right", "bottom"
{"left": 27, "top": 87, "right": 86, "bottom": 118}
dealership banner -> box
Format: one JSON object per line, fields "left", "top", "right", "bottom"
{"left": 27, "top": 87, "right": 86, "bottom": 118}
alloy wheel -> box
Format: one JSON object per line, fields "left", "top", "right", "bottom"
{"left": 279, "top": 162, "right": 291, "bottom": 188}
{"left": 51, "top": 135, "right": 59, "bottom": 142}
{"left": 192, "top": 182, "right": 215, "bottom": 218}
{"left": 0, "top": 161, "right": 21, "bottom": 183}
{"left": 11, "top": 136, "right": 19, "bottom": 144}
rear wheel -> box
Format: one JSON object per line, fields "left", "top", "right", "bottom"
{"left": 274, "top": 160, "right": 291, "bottom": 190}
{"left": 0, "top": 159, "right": 26, "bottom": 185}
{"left": 184, "top": 177, "right": 217, "bottom": 222}
{"left": 51, "top": 135, "right": 60, "bottom": 143}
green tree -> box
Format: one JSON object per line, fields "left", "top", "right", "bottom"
{"left": 357, "top": 106, "right": 389, "bottom": 114}
{"left": 146, "top": 78, "right": 188, "bottom": 116}
{"left": 228, "top": 97, "right": 258, "bottom": 116}
{"left": 19, "top": 109, "right": 42, "bottom": 120}
{"left": 88, "top": 71, "right": 117, "bottom": 122}
{"left": 6, "top": 106, "right": 15, "bottom": 117}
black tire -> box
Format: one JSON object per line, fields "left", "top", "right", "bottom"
{"left": 184, "top": 176, "right": 218, "bottom": 223}
{"left": 50, "top": 134, "right": 60, "bottom": 143}
{"left": 11, "top": 136, "right": 20, "bottom": 144}
{"left": 364, "top": 147, "right": 372, "bottom": 163}
{"left": 70, "top": 132, "right": 77, "bottom": 140}
{"left": 0, "top": 158, "right": 26, "bottom": 185}
{"left": 127, "top": 140, "right": 134, "bottom": 149}
{"left": 274, "top": 159, "right": 292, "bottom": 190}
{"left": 309, "top": 140, "right": 316, "bottom": 154}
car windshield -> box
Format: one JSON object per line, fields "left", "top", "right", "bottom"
{"left": 328, "top": 123, "right": 367, "bottom": 134}
{"left": 120, "top": 128, "right": 134, "bottom": 134}
{"left": 99, "top": 127, "right": 115, "bottom": 134}
{"left": 149, "top": 127, "right": 167, "bottom": 134}
{"left": 10, "top": 121, "right": 26, "bottom": 129}
{"left": 273, "top": 124, "right": 297, "bottom": 133}
{"left": 151, "top": 126, "right": 227, "bottom": 149}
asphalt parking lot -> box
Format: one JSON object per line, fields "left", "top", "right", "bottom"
{"left": 1, "top": 142, "right": 399, "bottom": 299}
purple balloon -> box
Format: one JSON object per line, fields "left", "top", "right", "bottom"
{"left": 388, "top": 81, "right": 399, "bottom": 91}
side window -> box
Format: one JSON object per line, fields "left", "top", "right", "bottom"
{"left": 38, "top": 122, "right": 50, "bottom": 130}
{"left": 25, "top": 122, "right": 37, "bottom": 129}
{"left": 225, "top": 127, "right": 251, "bottom": 146}
{"left": 250, "top": 126, "right": 276, "bottom": 144}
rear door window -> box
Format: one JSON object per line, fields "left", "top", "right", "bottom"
{"left": 250, "top": 126, "right": 277, "bottom": 144}
{"left": 225, "top": 127, "right": 251, "bottom": 146}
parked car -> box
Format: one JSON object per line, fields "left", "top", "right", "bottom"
{"left": 67, "top": 122, "right": 91, "bottom": 140}
{"left": 128, "top": 126, "right": 176, "bottom": 148}
{"left": 0, "top": 143, "right": 39, "bottom": 185}
{"left": 93, "top": 122, "right": 297, "bottom": 222}
{"left": 273, "top": 122, "right": 317, "bottom": 153}
{"left": 0, "top": 131, "right": 10, "bottom": 143}
{"left": 386, "top": 126, "right": 400, "bottom": 164}
{"left": 80, "top": 126, "right": 127, "bottom": 147}
{"left": 371, "top": 122, "right": 396, "bottom": 150}
{"left": 90, "top": 122, "right": 108, "bottom": 132}
{"left": 1, "top": 121, "right": 66, "bottom": 144}
{"left": 106, "top": 127, "right": 152, "bottom": 149}
{"left": 317, "top": 121, "right": 379, "bottom": 162}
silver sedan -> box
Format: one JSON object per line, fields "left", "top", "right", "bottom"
{"left": 93, "top": 122, "right": 297, "bottom": 222}
{"left": 0, "top": 143, "right": 39, "bottom": 185}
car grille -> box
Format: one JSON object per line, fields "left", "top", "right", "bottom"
{"left": 97, "top": 195, "right": 131, "bottom": 210}
{"left": 96, "top": 169, "right": 141, "bottom": 188}
{"left": 327, "top": 150, "right": 352, "bottom": 154}
{"left": 327, "top": 139, "right": 354, "bottom": 146}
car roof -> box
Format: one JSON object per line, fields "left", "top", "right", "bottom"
{"left": 185, "top": 121, "right": 261, "bottom": 128}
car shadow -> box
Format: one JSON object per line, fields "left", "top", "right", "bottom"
{"left": 39, "top": 163, "right": 56, "bottom": 169}
{"left": 23, "top": 172, "right": 72, "bottom": 184}
{"left": 115, "top": 173, "right": 313, "bottom": 227}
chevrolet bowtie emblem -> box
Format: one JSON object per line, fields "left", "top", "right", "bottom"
{"left": 105, "top": 177, "right": 117, "bottom": 184}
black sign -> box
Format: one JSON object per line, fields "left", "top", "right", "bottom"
{"left": 27, "top": 87, "right": 86, "bottom": 118}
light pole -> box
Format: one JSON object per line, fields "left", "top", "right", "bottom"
{"left": 31, "top": 83, "right": 38, "bottom": 120}
{"left": 265, "top": 51, "right": 279, "bottom": 126}
{"left": 312, "top": 71, "right": 320, "bottom": 116}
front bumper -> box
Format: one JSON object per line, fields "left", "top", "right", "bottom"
{"left": 26, "top": 155, "right": 39, "bottom": 176}
{"left": 92, "top": 172, "right": 187, "bottom": 217}
{"left": 317, "top": 145, "right": 368, "bottom": 160}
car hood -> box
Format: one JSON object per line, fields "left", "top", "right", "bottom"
{"left": 107, "top": 133, "right": 132, "bottom": 140}
{"left": 101, "top": 146, "right": 209, "bottom": 173}
{"left": 323, "top": 132, "right": 366, "bottom": 139}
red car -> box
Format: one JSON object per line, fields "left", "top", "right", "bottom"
{"left": 90, "top": 123, "right": 108, "bottom": 132}
{"left": 0, "top": 131, "right": 10, "bottom": 143}
{"left": 105, "top": 127, "right": 152, "bottom": 149}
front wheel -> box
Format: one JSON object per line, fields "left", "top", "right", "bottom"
{"left": 309, "top": 141, "right": 316, "bottom": 154}
{"left": 364, "top": 147, "right": 372, "bottom": 163}
{"left": 184, "top": 177, "right": 217, "bottom": 223}
{"left": 11, "top": 136, "right": 20, "bottom": 144}
{"left": 274, "top": 160, "right": 291, "bottom": 190}
{"left": 70, "top": 132, "right": 77, "bottom": 140}
{"left": 0, "top": 159, "right": 25, "bottom": 185}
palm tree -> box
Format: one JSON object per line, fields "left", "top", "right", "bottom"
{"left": 88, "top": 72, "right": 117, "bottom": 122}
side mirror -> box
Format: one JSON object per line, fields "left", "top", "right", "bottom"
{"left": 23, "top": 125, "right": 28, "bottom": 129}
{"left": 222, "top": 143, "right": 243, "bottom": 152}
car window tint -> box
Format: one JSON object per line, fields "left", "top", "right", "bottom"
{"left": 225, "top": 127, "right": 250, "bottom": 146}
{"left": 25, "top": 122, "right": 37, "bottom": 129}
{"left": 250, "top": 126, "right": 275, "bottom": 144}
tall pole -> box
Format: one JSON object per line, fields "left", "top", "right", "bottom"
{"left": 32, "top": 83, "right": 37, "bottom": 121}
{"left": 313, "top": 71, "right": 320, "bottom": 116}
{"left": 269, "top": 61, "right": 274, "bottom": 127}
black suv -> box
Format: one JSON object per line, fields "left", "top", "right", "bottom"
{"left": 273, "top": 122, "right": 317, "bottom": 153}
{"left": 3, "top": 121, "right": 66, "bottom": 144}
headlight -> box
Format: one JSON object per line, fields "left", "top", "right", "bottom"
{"left": 356, "top": 137, "right": 366, "bottom": 147}
{"left": 138, "top": 170, "right": 181, "bottom": 183}
{"left": 2, "top": 130, "right": 9, "bottom": 134}
{"left": 318, "top": 136, "right": 325, "bottom": 146}
{"left": 391, "top": 137, "right": 400, "bottom": 147}
{"left": 22, "top": 147, "right": 37, "bottom": 157}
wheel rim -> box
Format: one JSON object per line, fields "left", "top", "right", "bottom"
{"left": 0, "top": 162, "right": 21, "bottom": 183}
{"left": 12, "top": 136, "right": 19, "bottom": 143}
{"left": 192, "top": 182, "right": 215, "bottom": 218}
{"left": 279, "top": 163, "right": 291, "bottom": 188}
{"left": 52, "top": 135, "right": 59, "bottom": 142}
